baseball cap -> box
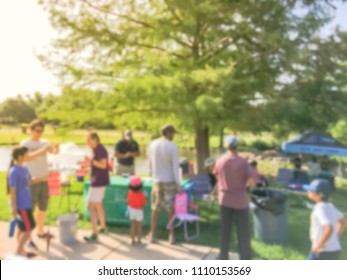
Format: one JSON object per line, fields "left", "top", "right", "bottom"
{"left": 303, "top": 179, "right": 332, "bottom": 199}
{"left": 224, "top": 136, "right": 239, "bottom": 149}
{"left": 161, "top": 124, "right": 179, "bottom": 135}
{"left": 204, "top": 158, "right": 215, "bottom": 167}
{"left": 130, "top": 176, "right": 142, "bottom": 187}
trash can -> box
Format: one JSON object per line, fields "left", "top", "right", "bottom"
{"left": 57, "top": 213, "right": 79, "bottom": 244}
{"left": 250, "top": 189, "right": 288, "bottom": 245}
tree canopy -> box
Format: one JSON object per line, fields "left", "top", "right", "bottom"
{"left": 38, "top": 0, "right": 347, "bottom": 171}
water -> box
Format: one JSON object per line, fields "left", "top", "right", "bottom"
{"left": 0, "top": 144, "right": 199, "bottom": 174}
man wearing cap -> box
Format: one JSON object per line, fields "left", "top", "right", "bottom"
{"left": 148, "top": 124, "right": 181, "bottom": 244}
{"left": 303, "top": 179, "right": 347, "bottom": 260}
{"left": 114, "top": 129, "right": 140, "bottom": 176}
{"left": 214, "top": 136, "right": 256, "bottom": 260}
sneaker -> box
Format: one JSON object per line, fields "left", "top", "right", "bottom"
{"left": 98, "top": 228, "right": 108, "bottom": 234}
{"left": 84, "top": 234, "right": 98, "bottom": 242}
{"left": 28, "top": 241, "right": 38, "bottom": 250}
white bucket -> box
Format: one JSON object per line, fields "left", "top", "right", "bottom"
{"left": 57, "top": 213, "right": 79, "bottom": 244}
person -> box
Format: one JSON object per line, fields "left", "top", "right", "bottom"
{"left": 84, "top": 132, "right": 110, "bottom": 242}
{"left": 306, "top": 156, "right": 321, "bottom": 179}
{"left": 127, "top": 176, "right": 147, "bottom": 245}
{"left": 148, "top": 124, "right": 182, "bottom": 244}
{"left": 114, "top": 129, "right": 140, "bottom": 176}
{"left": 204, "top": 158, "right": 217, "bottom": 193}
{"left": 8, "top": 147, "right": 45, "bottom": 257}
{"left": 320, "top": 155, "right": 331, "bottom": 172}
{"left": 214, "top": 136, "right": 256, "bottom": 260}
{"left": 303, "top": 179, "right": 347, "bottom": 260}
{"left": 20, "top": 119, "right": 58, "bottom": 249}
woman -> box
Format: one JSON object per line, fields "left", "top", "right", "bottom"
{"left": 84, "top": 132, "right": 110, "bottom": 242}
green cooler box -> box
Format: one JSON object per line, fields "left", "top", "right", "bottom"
{"left": 84, "top": 176, "right": 188, "bottom": 228}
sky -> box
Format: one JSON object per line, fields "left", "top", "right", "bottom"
{"left": 0, "top": 0, "right": 346, "bottom": 102}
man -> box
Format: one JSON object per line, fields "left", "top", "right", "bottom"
{"left": 84, "top": 132, "right": 110, "bottom": 242}
{"left": 214, "top": 136, "right": 256, "bottom": 260}
{"left": 20, "top": 119, "right": 59, "bottom": 248}
{"left": 148, "top": 125, "right": 181, "bottom": 244}
{"left": 114, "top": 129, "right": 140, "bottom": 175}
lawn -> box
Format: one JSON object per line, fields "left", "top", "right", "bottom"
{"left": 1, "top": 171, "right": 346, "bottom": 260}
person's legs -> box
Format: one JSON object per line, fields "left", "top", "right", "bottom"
{"left": 130, "top": 220, "right": 136, "bottom": 244}
{"left": 136, "top": 221, "right": 143, "bottom": 243}
{"left": 37, "top": 182, "right": 49, "bottom": 236}
{"left": 96, "top": 202, "right": 106, "bottom": 230}
{"left": 234, "top": 208, "right": 252, "bottom": 260}
{"left": 149, "top": 183, "right": 162, "bottom": 241}
{"left": 311, "top": 251, "right": 341, "bottom": 260}
{"left": 167, "top": 209, "right": 175, "bottom": 243}
{"left": 88, "top": 202, "right": 98, "bottom": 235}
{"left": 17, "top": 209, "right": 36, "bottom": 256}
{"left": 17, "top": 231, "right": 31, "bottom": 256}
{"left": 219, "top": 205, "right": 233, "bottom": 260}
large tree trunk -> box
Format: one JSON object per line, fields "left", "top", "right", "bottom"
{"left": 219, "top": 127, "right": 224, "bottom": 154}
{"left": 194, "top": 126, "right": 210, "bottom": 174}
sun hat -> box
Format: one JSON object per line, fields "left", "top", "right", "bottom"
{"left": 130, "top": 176, "right": 142, "bottom": 188}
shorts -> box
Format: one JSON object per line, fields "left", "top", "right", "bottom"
{"left": 129, "top": 207, "right": 144, "bottom": 221}
{"left": 18, "top": 209, "right": 36, "bottom": 232}
{"left": 31, "top": 181, "right": 49, "bottom": 211}
{"left": 87, "top": 186, "right": 106, "bottom": 203}
{"left": 116, "top": 164, "right": 135, "bottom": 176}
{"left": 151, "top": 182, "right": 177, "bottom": 212}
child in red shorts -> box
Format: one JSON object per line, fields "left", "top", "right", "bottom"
{"left": 128, "top": 176, "right": 147, "bottom": 245}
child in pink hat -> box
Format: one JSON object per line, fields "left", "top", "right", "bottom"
{"left": 127, "top": 176, "right": 147, "bottom": 245}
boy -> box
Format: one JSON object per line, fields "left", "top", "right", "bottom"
{"left": 303, "top": 179, "right": 347, "bottom": 260}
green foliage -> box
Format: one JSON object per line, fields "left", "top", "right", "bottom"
{"left": 0, "top": 95, "right": 37, "bottom": 123}
{"left": 37, "top": 0, "right": 347, "bottom": 170}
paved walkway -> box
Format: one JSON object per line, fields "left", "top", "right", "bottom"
{"left": 0, "top": 222, "right": 238, "bottom": 260}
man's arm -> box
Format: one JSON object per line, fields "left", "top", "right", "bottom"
{"left": 92, "top": 158, "right": 108, "bottom": 170}
{"left": 25, "top": 145, "right": 51, "bottom": 162}
{"left": 171, "top": 145, "right": 181, "bottom": 189}
{"left": 246, "top": 163, "right": 256, "bottom": 189}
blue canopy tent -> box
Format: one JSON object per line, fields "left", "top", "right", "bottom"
{"left": 281, "top": 130, "right": 347, "bottom": 157}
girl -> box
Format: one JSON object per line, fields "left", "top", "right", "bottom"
{"left": 8, "top": 147, "right": 36, "bottom": 257}
{"left": 127, "top": 176, "right": 147, "bottom": 245}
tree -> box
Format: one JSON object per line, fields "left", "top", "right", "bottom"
{"left": 39, "top": 0, "right": 345, "bottom": 172}
{"left": 0, "top": 95, "right": 37, "bottom": 124}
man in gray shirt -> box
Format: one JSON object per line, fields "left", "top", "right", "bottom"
{"left": 21, "top": 119, "right": 58, "bottom": 247}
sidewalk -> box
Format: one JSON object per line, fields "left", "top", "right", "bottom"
{"left": 0, "top": 222, "right": 238, "bottom": 260}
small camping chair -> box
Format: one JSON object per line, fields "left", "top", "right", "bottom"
{"left": 190, "top": 174, "right": 211, "bottom": 201}
{"left": 167, "top": 192, "right": 200, "bottom": 241}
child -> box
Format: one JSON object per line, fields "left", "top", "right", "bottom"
{"left": 204, "top": 158, "right": 217, "bottom": 190}
{"left": 303, "top": 179, "right": 347, "bottom": 260}
{"left": 8, "top": 147, "right": 36, "bottom": 257}
{"left": 127, "top": 176, "right": 147, "bottom": 245}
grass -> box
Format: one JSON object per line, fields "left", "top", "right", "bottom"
{"left": 1, "top": 171, "right": 347, "bottom": 260}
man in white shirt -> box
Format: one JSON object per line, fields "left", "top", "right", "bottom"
{"left": 148, "top": 125, "right": 181, "bottom": 244}
{"left": 20, "top": 119, "right": 58, "bottom": 248}
{"left": 303, "top": 179, "right": 347, "bottom": 260}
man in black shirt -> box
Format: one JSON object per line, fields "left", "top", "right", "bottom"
{"left": 114, "top": 129, "right": 140, "bottom": 175}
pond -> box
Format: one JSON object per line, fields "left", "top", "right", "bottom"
{"left": 0, "top": 144, "right": 208, "bottom": 174}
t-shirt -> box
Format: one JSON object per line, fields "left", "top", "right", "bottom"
{"left": 20, "top": 138, "right": 49, "bottom": 179}
{"left": 310, "top": 202, "right": 344, "bottom": 252}
{"left": 91, "top": 144, "right": 110, "bottom": 187}
{"left": 115, "top": 140, "right": 139, "bottom": 166}
{"left": 214, "top": 154, "right": 253, "bottom": 209}
{"left": 127, "top": 190, "right": 147, "bottom": 210}
{"left": 149, "top": 138, "right": 180, "bottom": 185}
{"left": 8, "top": 165, "right": 32, "bottom": 210}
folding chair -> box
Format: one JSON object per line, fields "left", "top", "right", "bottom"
{"left": 167, "top": 192, "right": 200, "bottom": 241}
